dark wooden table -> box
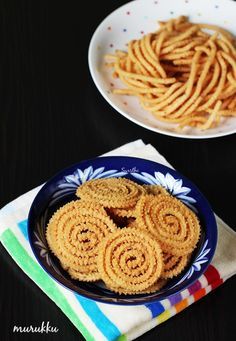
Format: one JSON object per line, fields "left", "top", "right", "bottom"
{"left": 1, "top": 1, "right": 236, "bottom": 340}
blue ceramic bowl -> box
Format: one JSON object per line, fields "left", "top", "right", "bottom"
{"left": 28, "top": 156, "right": 217, "bottom": 305}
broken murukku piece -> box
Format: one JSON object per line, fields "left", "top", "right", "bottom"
{"left": 135, "top": 194, "right": 200, "bottom": 256}
{"left": 76, "top": 177, "right": 145, "bottom": 209}
{"left": 46, "top": 200, "right": 117, "bottom": 281}
{"left": 97, "top": 227, "right": 163, "bottom": 294}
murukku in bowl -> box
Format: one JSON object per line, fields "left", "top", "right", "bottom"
{"left": 28, "top": 156, "right": 217, "bottom": 305}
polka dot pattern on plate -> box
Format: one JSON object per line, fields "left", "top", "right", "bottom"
{"left": 89, "top": 0, "right": 236, "bottom": 139}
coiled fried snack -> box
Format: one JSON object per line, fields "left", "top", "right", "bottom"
{"left": 97, "top": 227, "right": 163, "bottom": 294}
{"left": 135, "top": 194, "right": 200, "bottom": 256}
{"left": 46, "top": 200, "right": 117, "bottom": 281}
{"left": 76, "top": 177, "right": 145, "bottom": 209}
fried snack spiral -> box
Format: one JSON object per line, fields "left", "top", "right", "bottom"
{"left": 108, "top": 278, "right": 167, "bottom": 295}
{"left": 105, "top": 15, "right": 236, "bottom": 130}
{"left": 135, "top": 194, "right": 200, "bottom": 256}
{"left": 162, "top": 252, "right": 189, "bottom": 279}
{"left": 143, "top": 184, "right": 170, "bottom": 196}
{"left": 109, "top": 206, "right": 137, "bottom": 218}
{"left": 76, "top": 178, "right": 145, "bottom": 209}
{"left": 97, "top": 227, "right": 163, "bottom": 293}
{"left": 46, "top": 200, "right": 117, "bottom": 281}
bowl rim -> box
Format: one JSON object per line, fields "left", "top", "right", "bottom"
{"left": 27, "top": 156, "right": 218, "bottom": 305}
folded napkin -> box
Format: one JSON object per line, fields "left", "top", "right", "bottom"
{"left": 1, "top": 139, "right": 236, "bottom": 341}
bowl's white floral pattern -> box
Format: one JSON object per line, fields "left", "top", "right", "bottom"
{"left": 61, "top": 166, "right": 127, "bottom": 188}
{"left": 174, "top": 240, "right": 211, "bottom": 287}
{"left": 131, "top": 171, "right": 196, "bottom": 209}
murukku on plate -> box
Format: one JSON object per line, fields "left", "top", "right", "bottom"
{"left": 46, "top": 200, "right": 117, "bottom": 281}
{"left": 97, "top": 227, "right": 163, "bottom": 294}
{"left": 135, "top": 194, "right": 200, "bottom": 256}
{"left": 105, "top": 15, "right": 236, "bottom": 130}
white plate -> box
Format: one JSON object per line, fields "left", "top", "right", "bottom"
{"left": 88, "top": 0, "right": 236, "bottom": 139}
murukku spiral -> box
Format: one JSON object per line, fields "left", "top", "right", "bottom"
{"left": 97, "top": 227, "right": 163, "bottom": 294}
{"left": 109, "top": 206, "right": 137, "bottom": 219}
{"left": 143, "top": 184, "right": 169, "bottom": 196}
{"left": 108, "top": 278, "right": 167, "bottom": 295}
{"left": 162, "top": 252, "right": 189, "bottom": 279}
{"left": 46, "top": 200, "right": 117, "bottom": 281}
{"left": 135, "top": 194, "right": 200, "bottom": 256}
{"left": 76, "top": 178, "right": 145, "bottom": 208}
